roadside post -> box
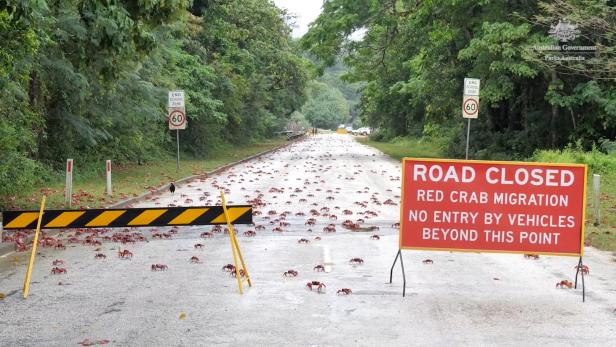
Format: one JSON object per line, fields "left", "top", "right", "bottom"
{"left": 390, "top": 159, "right": 588, "bottom": 301}
{"left": 168, "top": 90, "right": 187, "bottom": 173}
{"left": 105, "top": 160, "right": 112, "bottom": 196}
{"left": 65, "top": 159, "right": 73, "bottom": 207}
{"left": 463, "top": 78, "right": 480, "bottom": 160}
{"left": 593, "top": 174, "right": 600, "bottom": 226}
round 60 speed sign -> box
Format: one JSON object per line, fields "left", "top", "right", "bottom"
{"left": 168, "top": 108, "right": 186, "bottom": 130}
{"left": 462, "top": 96, "right": 479, "bottom": 119}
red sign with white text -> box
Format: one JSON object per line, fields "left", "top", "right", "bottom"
{"left": 400, "top": 159, "right": 587, "bottom": 256}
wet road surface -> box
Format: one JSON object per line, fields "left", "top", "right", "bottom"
{"left": 1, "top": 134, "right": 615, "bottom": 346}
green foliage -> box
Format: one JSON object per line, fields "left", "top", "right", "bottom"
{"left": 531, "top": 145, "right": 616, "bottom": 176}
{"left": 302, "top": 81, "right": 350, "bottom": 129}
{"left": 0, "top": 0, "right": 310, "bottom": 202}
{"left": 302, "top": 0, "right": 615, "bottom": 159}
{"left": 288, "top": 111, "right": 310, "bottom": 132}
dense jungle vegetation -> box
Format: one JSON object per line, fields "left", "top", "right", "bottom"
{"left": 0, "top": 0, "right": 316, "bottom": 197}
{"left": 2, "top": 0, "right": 615, "bottom": 202}
{"left": 302, "top": 0, "right": 615, "bottom": 160}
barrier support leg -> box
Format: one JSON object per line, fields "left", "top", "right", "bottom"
{"left": 23, "top": 196, "right": 46, "bottom": 299}
{"left": 231, "top": 231, "right": 252, "bottom": 287}
{"left": 574, "top": 256, "right": 586, "bottom": 302}
{"left": 389, "top": 249, "right": 406, "bottom": 297}
{"left": 221, "top": 191, "right": 252, "bottom": 293}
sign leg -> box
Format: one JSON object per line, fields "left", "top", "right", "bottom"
{"left": 389, "top": 249, "right": 407, "bottom": 297}
{"left": 176, "top": 129, "right": 180, "bottom": 173}
{"left": 389, "top": 250, "right": 401, "bottom": 283}
{"left": 574, "top": 257, "right": 585, "bottom": 302}
{"left": 465, "top": 118, "right": 471, "bottom": 160}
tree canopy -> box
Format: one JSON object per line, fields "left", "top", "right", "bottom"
{"left": 0, "top": 0, "right": 311, "bottom": 197}
{"left": 302, "top": 0, "right": 615, "bottom": 159}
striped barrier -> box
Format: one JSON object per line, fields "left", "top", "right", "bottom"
{"left": 2, "top": 206, "right": 252, "bottom": 230}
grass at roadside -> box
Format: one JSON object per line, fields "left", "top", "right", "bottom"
{"left": 1, "top": 138, "right": 289, "bottom": 211}
{"left": 359, "top": 136, "right": 616, "bottom": 253}
{"left": 355, "top": 136, "right": 444, "bottom": 159}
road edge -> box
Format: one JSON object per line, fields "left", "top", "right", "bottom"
{"left": 0, "top": 136, "right": 307, "bottom": 257}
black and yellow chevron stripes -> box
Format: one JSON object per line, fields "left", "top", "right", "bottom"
{"left": 1, "top": 206, "right": 252, "bottom": 230}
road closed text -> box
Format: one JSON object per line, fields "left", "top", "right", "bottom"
{"left": 413, "top": 164, "right": 575, "bottom": 187}
{"left": 400, "top": 159, "right": 586, "bottom": 255}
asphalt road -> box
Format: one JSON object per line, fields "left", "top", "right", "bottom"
{"left": 0, "top": 134, "right": 614, "bottom": 346}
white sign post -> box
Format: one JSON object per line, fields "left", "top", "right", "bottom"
{"left": 463, "top": 78, "right": 480, "bottom": 160}
{"left": 65, "top": 159, "right": 73, "bottom": 207}
{"left": 593, "top": 174, "right": 601, "bottom": 226}
{"left": 105, "top": 160, "right": 112, "bottom": 196}
{"left": 168, "top": 91, "right": 187, "bottom": 173}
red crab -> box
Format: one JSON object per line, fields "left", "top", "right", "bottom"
{"left": 349, "top": 258, "right": 364, "bottom": 265}
{"left": 313, "top": 264, "right": 325, "bottom": 272}
{"left": 574, "top": 265, "right": 589, "bottom": 275}
{"left": 230, "top": 268, "right": 246, "bottom": 278}
{"left": 94, "top": 253, "right": 106, "bottom": 259}
{"left": 55, "top": 243, "right": 66, "bottom": 250}
{"left": 194, "top": 243, "right": 205, "bottom": 249}
{"left": 283, "top": 269, "right": 298, "bottom": 277}
{"left": 370, "top": 235, "right": 380, "bottom": 240}
{"left": 190, "top": 256, "right": 200, "bottom": 263}
{"left": 422, "top": 259, "right": 433, "bottom": 264}
{"left": 151, "top": 264, "right": 168, "bottom": 271}
{"left": 523, "top": 254, "right": 539, "bottom": 260}
{"left": 222, "top": 264, "right": 235, "bottom": 272}
{"left": 52, "top": 259, "right": 65, "bottom": 266}
{"left": 243, "top": 230, "right": 256, "bottom": 237}
{"left": 51, "top": 267, "right": 67, "bottom": 274}
{"left": 118, "top": 249, "right": 133, "bottom": 259}
{"left": 306, "top": 281, "right": 326, "bottom": 292}
{"left": 323, "top": 225, "right": 336, "bottom": 233}
{"left": 337, "top": 288, "right": 352, "bottom": 295}
{"left": 297, "top": 238, "right": 310, "bottom": 244}
{"left": 556, "top": 280, "right": 573, "bottom": 288}
{"left": 200, "top": 232, "right": 213, "bottom": 238}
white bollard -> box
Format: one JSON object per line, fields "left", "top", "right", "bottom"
{"left": 593, "top": 174, "right": 600, "bottom": 226}
{"left": 65, "top": 159, "right": 73, "bottom": 207}
{"left": 106, "top": 160, "right": 112, "bottom": 196}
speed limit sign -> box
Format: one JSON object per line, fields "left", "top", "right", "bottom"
{"left": 168, "top": 107, "right": 187, "bottom": 130}
{"left": 462, "top": 96, "right": 479, "bottom": 119}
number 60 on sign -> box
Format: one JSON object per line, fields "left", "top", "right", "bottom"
{"left": 463, "top": 96, "right": 479, "bottom": 119}
{"left": 168, "top": 107, "right": 186, "bottom": 130}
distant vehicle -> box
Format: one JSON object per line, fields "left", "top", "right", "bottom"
{"left": 351, "top": 127, "right": 371, "bottom": 135}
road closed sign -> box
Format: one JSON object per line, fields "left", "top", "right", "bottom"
{"left": 400, "top": 158, "right": 587, "bottom": 256}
